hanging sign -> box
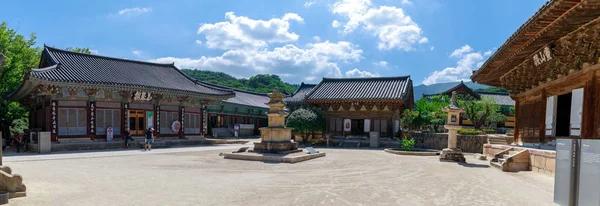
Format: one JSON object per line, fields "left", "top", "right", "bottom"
{"left": 147, "top": 111, "right": 154, "bottom": 129}
{"left": 106, "top": 127, "right": 113, "bottom": 141}
{"left": 533, "top": 46, "right": 553, "bottom": 67}
{"left": 344, "top": 119, "right": 351, "bottom": 132}
{"left": 181, "top": 107, "right": 185, "bottom": 132}
{"left": 124, "top": 103, "right": 129, "bottom": 130}
{"left": 171, "top": 120, "right": 181, "bottom": 132}
{"left": 90, "top": 102, "right": 96, "bottom": 134}
{"left": 51, "top": 100, "right": 57, "bottom": 134}
{"left": 156, "top": 106, "right": 161, "bottom": 133}
{"left": 132, "top": 91, "right": 152, "bottom": 101}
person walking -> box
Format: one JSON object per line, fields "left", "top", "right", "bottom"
{"left": 145, "top": 127, "right": 154, "bottom": 151}
{"left": 124, "top": 128, "right": 132, "bottom": 149}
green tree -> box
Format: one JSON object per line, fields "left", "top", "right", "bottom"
{"left": 475, "top": 87, "right": 510, "bottom": 93}
{"left": 0, "top": 22, "right": 41, "bottom": 138}
{"left": 458, "top": 96, "right": 502, "bottom": 129}
{"left": 66, "top": 47, "right": 93, "bottom": 54}
{"left": 286, "top": 108, "right": 325, "bottom": 146}
{"left": 400, "top": 110, "right": 427, "bottom": 131}
{"left": 414, "top": 95, "right": 450, "bottom": 132}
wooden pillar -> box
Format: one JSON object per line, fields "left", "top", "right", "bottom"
{"left": 582, "top": 73, "right": 598, "bottom": 138}
{"left": 514, "top": 99, "right": 520, "bottom": 145}
{"left": 540, "top": 90, "right": 547, "bottom": 143}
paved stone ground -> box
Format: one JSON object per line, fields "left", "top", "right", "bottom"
{"left": 4, "top": 145, "right": 555, "bottom": 206}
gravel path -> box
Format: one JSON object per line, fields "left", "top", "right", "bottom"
{"left": 5, "top": 147, "right": 555, "bottom": 206}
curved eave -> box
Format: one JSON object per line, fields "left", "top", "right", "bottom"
{"left": 472, "top": 0, "right": 600, "bottom": 86}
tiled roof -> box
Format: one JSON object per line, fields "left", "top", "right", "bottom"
{"left": 306, "top": 76, "right": 412, "bottom": 101}
{"left": 195, "top": 81, "right": 270, "bottom": 109}
{"left": 30, "top": 46, "right": 234, "bottom": 96}
{"left": 283, "top": 82, "right": 316, "bottom": 104}
{"left": 478, "top": 92, "right": 515, "bottom": 106}
{"left": 422, "top": 81, "right": 480, "bottom": 98}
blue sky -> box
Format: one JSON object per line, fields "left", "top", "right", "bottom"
{"left": 1, "top": 0, "right": 546, "bottom": 85}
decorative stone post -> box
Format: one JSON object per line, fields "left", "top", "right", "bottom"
{"left": 253, "top": 88, "right": 299, "bottom": 153}
{"left": 439, "top": 91, "right": 466, "bottom": 162}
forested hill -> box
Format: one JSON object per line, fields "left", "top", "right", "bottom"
{"left": 180, "top": 69, "right": 298, "bottom": 94}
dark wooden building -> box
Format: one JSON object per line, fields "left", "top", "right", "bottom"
{"left": 5, "top": 46, "right": 235, "bottom": 141}
{"left": 299, "top": 76, "right": 414, "bottom": 138}
{"left": 472, "top": 0, "right": 600, "bottom": 145}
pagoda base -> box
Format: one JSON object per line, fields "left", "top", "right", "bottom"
{"left": 439, "top": 148, "right": 466, "bottom": 162}
{"left": 253, "top": 141, "right": 299, "bottom": 154}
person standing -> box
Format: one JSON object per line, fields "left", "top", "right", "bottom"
{"left": 145, "top": 127, "right": 154, "bottom": 151}
{"left": 124, "top": 128, "right": 132, "bottom": 149}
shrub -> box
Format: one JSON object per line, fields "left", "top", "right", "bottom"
{"left": 457, "top": 128, "right": 481, "bottom": 135}
{"left": 481, "top": 128, "right": 496, "bottom": 134}
{"left": 286, "top": 108, "right": 325, "bottom": 146}
{"left": 398, "top": 135, "right": 416, "bottom": 151}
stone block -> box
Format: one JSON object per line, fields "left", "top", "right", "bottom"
{"left": 532, "top": 167, "right": 539, "bottom": 173}
{"left": 534, "top": 155, "right": 545, "bottom": 168}
{"left": 545, "top": 158, "right": 555, "bottom": 172}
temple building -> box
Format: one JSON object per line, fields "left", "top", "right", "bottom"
{"left": 199, "top": 82, "right": 270, "bottom": 137}
{"left": 471, "top": 0, "right": 600, "bottom": 145}
{"left": 286, "top": 76, "right": 414, "bottom": 138}
{"left": 283, "top": 82, "right": 317, "bottom": 112}
{"left": 422, "top": 81, "right": 515, "bottom": 128}
{"left": 5, "top": 46, "right": 235, "bottom": 141}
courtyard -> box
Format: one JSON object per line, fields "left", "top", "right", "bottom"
{"left": 4, "top": 143, "right": 554, "bottom": 206}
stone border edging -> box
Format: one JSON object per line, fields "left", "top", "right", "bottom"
{"left": 384, "top": 148, "right": 439, "bottom": 156}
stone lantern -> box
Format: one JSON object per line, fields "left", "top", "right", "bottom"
{"left": 439, "top": 91, "right": 466, "bottom": 162}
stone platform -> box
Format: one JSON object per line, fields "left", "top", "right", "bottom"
{"left": 439, "top": 148, "right": 466, "bottom": 162}
{"left": 223, "top": 150, "right": 325, "bottom": 163}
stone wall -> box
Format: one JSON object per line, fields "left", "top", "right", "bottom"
{"left": 409, "top": 133, "right": 488, "bottom": 153}
{"left": 483, "top": 144, "right": 556, "bottom": 177}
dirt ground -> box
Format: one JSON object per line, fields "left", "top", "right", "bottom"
{"left": 4, "top": 146, "right": 555, "bottom": 206}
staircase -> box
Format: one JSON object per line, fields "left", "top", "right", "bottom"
{"left": 490, "top": 147, "right": 530, "bottom": 172}
{"left": 487, "top": 135, "right": 512, "bottom": 145}
{"left": 212, "top": 128, "right": 235, "bottom": 138}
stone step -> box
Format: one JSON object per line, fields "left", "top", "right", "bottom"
{"left": 498, "top": 158, "right": 506, "bottom": 165}
{"left": 490, "top": 161, "right": 503, "bottom": 169}
{"left": 503, "top": 154, "right": 511, "bottom": 159}
{"left": 508, "top": 150, "right": 519, "bottom": 155}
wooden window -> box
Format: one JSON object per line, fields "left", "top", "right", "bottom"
{"left": 184, "top": 113, "right": 201, "bottom": 134}
{"left": 96, "top": 109, "right": 121, "bottom": 135}
{"left": 58, "top": 108, "right": 87, "bottom": 135}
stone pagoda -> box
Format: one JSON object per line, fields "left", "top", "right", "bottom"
{"left": 439, "top": 91, "right": 466, "bottom": 162}
{"left": 253, "top": 88, "right": 299, "bottom": 153}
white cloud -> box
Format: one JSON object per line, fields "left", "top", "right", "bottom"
{"left": 401, "top": 0, "right": 413, "bottom": 5}
{"left": 484, "top": 50, "right": 492, "bottom": 56}
{"left": 422, "top": 45, "right": 491, "bottom": 85}
{"left": 313, "top": 36, "right": 321, "bottom": 42}
{"left": 429, "top": 46, "right": 435, "bottom": 51}
{"left": 195, "top": 40, "right": 203, "bottom": 45}
{"left": 345, "top": 68, "right": 380, "bottom": 78}
{"left": 449, "top": 45, "right": 472, "bottom": 58}
{"left": 118, "top": 7, "right": 152, "bottom": 16}
{"left": 132, "top": 49, "right": 142, "bottom": 56}
{"left": 151, "top": 41, "right": 363, "bottom": 83}
{"left": 373, "top": 61, "right": 388, "bottom": 68}
{"left": 332, "top": 20, "right": 341, "bottom": 28}
{"left": 198, "top": 12, "right": 303, "bottom": 50}
{"left": 330, "top": 0, "right": 427, "bottom": 51}
{"left": 304, "top": 1, "right": 316, "bottom": 8}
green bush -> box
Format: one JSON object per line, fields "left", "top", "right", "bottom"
{"left": 398, "top": 135, "right": 416, "bottom": 151}
{"left": 457, "top": 128, "right": 481, "bottom": 135}
{"left": 481, "top": 128, "right": 496, "bottom": 134}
